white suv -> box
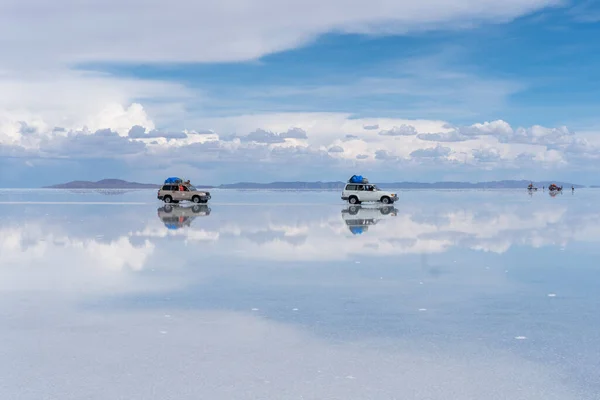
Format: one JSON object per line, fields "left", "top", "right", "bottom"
{"left": 341, "top": 183, "right": 398, "bottom": 204}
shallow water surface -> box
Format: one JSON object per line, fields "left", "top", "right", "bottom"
{"left": 1, "top": 189, "right": 599, "bottom": 399}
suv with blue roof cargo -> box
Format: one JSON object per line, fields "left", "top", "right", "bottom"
{"left": 341, "top": 175, "right": 398, "bottom": 204}
{"left": 157, "top": 177, "right": 211, "bottom": 204}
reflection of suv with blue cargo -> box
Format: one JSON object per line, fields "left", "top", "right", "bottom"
{"left": 157, "top": 177, "right": 211, "bottom": 204}
{"left": 157, "top": 204, "right": 211, "bottom": 229}
{"left": 341, "top": 205, "right": 398, "bottom": 235}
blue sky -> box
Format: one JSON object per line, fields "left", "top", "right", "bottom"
{"left": 1, "top": 0, "right": 600, "bottom": 186}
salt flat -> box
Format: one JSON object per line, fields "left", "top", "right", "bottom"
{"left": 1, "top": 189, "right": 598, "bottom": 399}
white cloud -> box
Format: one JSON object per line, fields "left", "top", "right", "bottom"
{"left": 0, "top": 70, "right": 190, "bottom": 138}
{"left": 379, "top": 125, "right": 418, "bottom": 136}
{"left": 2, "top": 108, "right": 598, "bottom": 180}
{"left": 0, "top": 0, "right": 560, "bottom": 144}
{"left": 410, "top": 145, "right": 452, "bottom": 159}
{"left": 0, "top": 0, "right": 561, "bottom": 67}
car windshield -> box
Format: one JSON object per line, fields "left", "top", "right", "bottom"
{"left": 371, "top": 185, "right": 380, "bottom": 191}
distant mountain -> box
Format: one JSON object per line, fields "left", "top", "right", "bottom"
{"left": 44, "top": 179, "right": 585, "bottom": 189}
{"left": 378, "top": 180, "right": 585, "bottom": 189}
{"left": 44, "top": 179, "right": 161, "bottom": 189}
{"left": 220, "top": 180, "right": 585, "bottom": 189}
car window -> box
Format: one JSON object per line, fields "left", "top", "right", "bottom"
{"left": 346, "top": 184, "right": 357, "bottom": 191}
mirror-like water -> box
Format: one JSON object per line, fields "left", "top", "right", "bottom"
{"left": 1, "top": 189, "right": 598, "bottom": 399}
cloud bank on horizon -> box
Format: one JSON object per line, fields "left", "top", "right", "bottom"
{"left": 1, "top": 0, "right": 600, "bottom": 186}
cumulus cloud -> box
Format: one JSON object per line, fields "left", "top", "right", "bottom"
{"left": 379, "top": 124, "right": 418, "bottom": 136}
{"left": 418, "top": 131, "right": 469, "bottom": 142}
{"left": 2, "top": 108, "right": 599, "bottom": 185}
{"left": 128, "top": 125, "right": 187, "bottom": 140}
{"left": 40, "top": 129, "right": 145, "bottom": 158}
{"left": 375, "top": 150, "right": 398, "bottom": 160}
{"left": 239, "top": 128, "right": 307, "bottom": 144}
{"left": 280, "top": 127, "right": 308, "bottom": 139}
{"left": 243, "top": 129, "right": 285, "bottom": 144}
{"left": 188, "top": 129, "right": 216, "bottom": 135}
{"left": 472, "top": 147, "right": 502, "bottom": 162}
{"left": 410, "top": 145, "right": 452, "bottom": 159}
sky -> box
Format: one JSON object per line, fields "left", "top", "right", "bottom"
{"left": 1, "top": 0, "right": 600, "bottom": 186}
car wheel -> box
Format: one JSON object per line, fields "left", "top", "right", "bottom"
{"left": 349, "top": 196, "right": 359, "bottom": 204}
{"left": 192, "top": 195, "right": 201, "bottom": 203}
{"left": 192, "top": 205, "right": 201, "bottom": 213}
{"left": 349, "top": 205, "right": 359, "bottom": 215}
{"left": 164, "top": 196, "right": 172, "bottom": 203}
{"left": 381, "top": 196, "right": 391, "bottom": 204}
{"left": 163, "top": 205, "right": 173, "bottom": 213}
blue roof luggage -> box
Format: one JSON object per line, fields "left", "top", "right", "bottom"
{"left": 349, "top": 175, "right": 368, "bottom": 183}
{"left": 165, "top": 177, "right": 183, "bottom": 184}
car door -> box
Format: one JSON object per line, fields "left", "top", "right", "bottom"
{"left": 172, "top": 185, "right": 185, "bottom": 201}
{"left": 362, "top": 185, "right": 378, "bottom": 201}
{"left": 356, "top": 185, "right": 370, "bottom": 201}
{"left": 180, "top": 186, "right": 192, "bottom": 201}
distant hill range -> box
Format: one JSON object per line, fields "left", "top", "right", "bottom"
{"left": 220, "top": 180, "right": 585, "bottom": 189}
{"left": 44, "top": 179, "right": 586, "bottom": 189}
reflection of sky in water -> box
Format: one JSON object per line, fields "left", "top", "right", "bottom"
{"left": 1, "top": 189, "right": 599, "bottom": 399}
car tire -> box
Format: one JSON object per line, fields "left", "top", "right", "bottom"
{"left": 381, "top": 196, "right": 391, "bottom": 204}
{"left": 349, "top": 196, "right": 360, "bottom": 204}
{"left": 163, "top": 205, "right": 173, "bottom": 213}
{"left": 192, "top": 196, "right": 201, "bottom": 203}
{"left": 164, "top": 196, "right": 172, "bottom": 203}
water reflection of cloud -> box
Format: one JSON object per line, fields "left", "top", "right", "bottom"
{"left": 2, "top": 198, "right": 599, "bottom": 268}
{"left": 0, "top": 224, "right": 158, "bottom": 295}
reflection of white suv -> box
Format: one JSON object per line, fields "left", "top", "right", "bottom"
{"left": 341, "top": 183, "right": 398, "bottom": 204}
{"left": 341, "top": 205, "right": 398, "bottom": 235}
{"left": 157, "top": 204, "right": 211, "bottom": 229}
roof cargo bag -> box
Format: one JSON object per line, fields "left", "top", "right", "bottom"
{"left": 165, "top": 177, "right": 183, "bottom": 184}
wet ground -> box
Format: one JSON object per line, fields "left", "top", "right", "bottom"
{"left": 1, "top": 188, "right": 598, "bottom": 399}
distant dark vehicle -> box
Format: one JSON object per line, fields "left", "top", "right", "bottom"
{"left": 548, "top": 183, "right": 563, "bottom": 192}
